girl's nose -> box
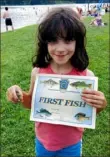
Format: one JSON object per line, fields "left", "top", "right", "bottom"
{"left": 55, "top": 46, "right": 65, "bottom": 53}
{"left": 55, "top": 50, "right": 65, "bottom": 55}
{"left": 55, "top": 40, "right": 66, "bottom": 53}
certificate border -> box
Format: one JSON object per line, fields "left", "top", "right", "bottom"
{"left": 30, "top": 74, "right": 98, "bottom": 129}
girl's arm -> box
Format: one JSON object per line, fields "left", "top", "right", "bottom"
{"left": 84, "top": 69, "right": 107, "bottom": 113}
{"left": 6, "top": 67, "right": 39, "bottom": 109}
{"left": 21, "top": 67, "right": 39, "bottom": 109}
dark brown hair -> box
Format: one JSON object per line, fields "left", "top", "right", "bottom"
{"left": 33, "top": 7, "right": 89, "bottom": 71}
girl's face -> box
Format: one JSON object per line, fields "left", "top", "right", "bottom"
{"left": 48, "top": 39, "right": 76, "bottom": 65}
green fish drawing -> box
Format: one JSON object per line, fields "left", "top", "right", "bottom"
{"left": 40, "top": 79, "right": 58, "bottom": 87}
{"left": 70, "top": 81, "right": 92, "bottom": 89}
{"left": 37, "top": 108, "right": 52, "bottom": 117}
{"left": 75, "top": 113, "right": 90, "bottom": 121}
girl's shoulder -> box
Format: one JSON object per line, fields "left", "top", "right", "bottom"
{"left": 31, "top": 67, "right": 39, "bottom": 77}
{"left": 86, "top": 69, "right": 95, "bottom": 76}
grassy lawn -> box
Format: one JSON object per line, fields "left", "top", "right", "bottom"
{"left": 1, "top": 13, "right": 109, "bottom": 157}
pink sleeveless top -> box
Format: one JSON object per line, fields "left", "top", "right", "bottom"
{"left": 35, "top": 65, "right": 87, "bottom": 151}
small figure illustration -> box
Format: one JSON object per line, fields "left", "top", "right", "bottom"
{"left": 59, "top": 79, "right": 69, "bottom": 92}
{"left": 74, "top": 113, "right": 90, "bottom": 121}
{"left": 70, "top": 81, "right": 92, "bottom": 89}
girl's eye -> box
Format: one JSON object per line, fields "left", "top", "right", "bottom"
{"left": 65, "top": 41, "right": 70, "bottom": 44}
{"left": 64, "top": 41, "right": 73, "bottom": 44}
{"left": 49, "top": 41, "right": 57, "bottom": 44}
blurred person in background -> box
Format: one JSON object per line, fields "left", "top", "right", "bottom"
{"left": 2, "top": 7, "right": 14, "bottom": 31}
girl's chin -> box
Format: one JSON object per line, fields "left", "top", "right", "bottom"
{"left": 53, "top": 59, "right": 70, "bottom": 65}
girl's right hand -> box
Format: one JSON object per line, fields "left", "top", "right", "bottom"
{"left": 6, "top": 85, "right": 23, "bottom": 103}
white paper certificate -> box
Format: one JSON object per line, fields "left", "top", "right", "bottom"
{"left": 30, "top": 74, "right": 98, "bottom": 129}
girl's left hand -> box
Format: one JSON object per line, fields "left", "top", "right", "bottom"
{"left": 81, "top": 89, "right": 107, "bottom": 112}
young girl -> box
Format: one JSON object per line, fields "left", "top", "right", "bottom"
{"left": 6, "top": 7, "right": 107, "bottom": 157}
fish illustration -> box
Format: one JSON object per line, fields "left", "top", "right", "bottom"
{"left": 40, "top": 79, "right": 58, "bottom": 87}
{"left": 74, "top": 113, "right": 90, "bottom": 121}
{"left": 36, "top": 108, "right": 52, "bottom": 117}
{"left": 70, "top": 81, "right": 92, "bottom": 89}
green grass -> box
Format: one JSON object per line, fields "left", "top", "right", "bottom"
{"left": 1, "top": 13, "right": 109, "bottom": 157}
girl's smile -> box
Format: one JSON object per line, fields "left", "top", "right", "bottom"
{"left": 52, "top": 53, "right": 69, "bottom": 58}
{"left": 48, "top": 40, "right": 76, "bottom": 65}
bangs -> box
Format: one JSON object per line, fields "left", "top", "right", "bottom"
{"left": 42, "top": 15, "right": 78, "bottom": 42}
